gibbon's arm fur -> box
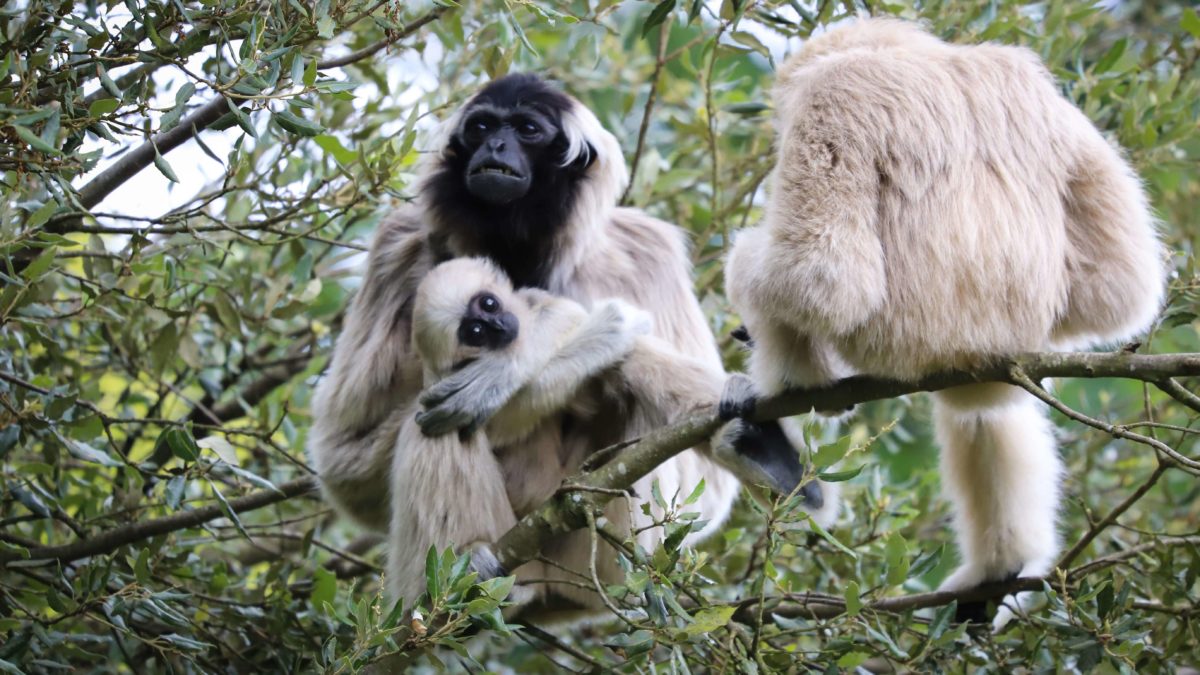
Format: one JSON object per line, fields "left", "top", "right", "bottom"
{"left": 725, "top": 18, "right": 1166, "bottom": 628}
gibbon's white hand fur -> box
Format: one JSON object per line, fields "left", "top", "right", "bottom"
{"left": 309, "top": 74, "right": 831, "bottom": 613}
{"left": 725, "top": 19, "right": 1166, "bottom": 627}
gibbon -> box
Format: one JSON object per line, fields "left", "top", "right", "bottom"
{"left": 309, "top": 74, "right": 828, "bottom": 611}
{"left": 389, "top": 257, "right": 815, "bottom": 605}
{"left": 724, "top": 19, "right": 1166, "bottom": 625}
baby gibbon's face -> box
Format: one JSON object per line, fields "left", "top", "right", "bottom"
{"left": 457, "top": 290, "right": 519, "bottom": 351}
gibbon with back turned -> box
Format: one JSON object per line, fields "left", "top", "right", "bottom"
{"left": 724, "top": 19, "right": 1166, "bottom": 625}
{"left": 309, "top": 74, "right": 830, "bottom": 611}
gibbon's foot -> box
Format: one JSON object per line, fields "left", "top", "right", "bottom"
{"left": 714, "top": 418, "right": 809, "bottom": 498}
{"left": 468, "top": 545, "right": 507, "bottom": 582}
{"left": 944, "top": 569, "right": 1021, "bottom": 627}
{"left": 730, "top": 325, "right": 754, "bottom": 346}
{"left": 719, "top": 373, "right": 758, "bottom": 420}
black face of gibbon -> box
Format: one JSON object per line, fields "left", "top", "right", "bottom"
{"left": 457, "top": 291, "right": 519, "bottom": 350}
{"left": 424, "top": 73, "right": 597, "bottom": 289}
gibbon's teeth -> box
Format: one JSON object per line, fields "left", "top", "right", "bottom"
{"left": 474, "top": 165, "right": 521, "bottom": 178}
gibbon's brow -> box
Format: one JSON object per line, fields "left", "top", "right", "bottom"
{"left": 463, "top": 102, "right": 556, "bottom": 128}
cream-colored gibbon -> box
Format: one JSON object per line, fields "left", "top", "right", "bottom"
{"left": 724, "top": 19, "right": 1166, "bottom": 627}
{"left": 309, "top": 74, "right": 830, "bottom": 611}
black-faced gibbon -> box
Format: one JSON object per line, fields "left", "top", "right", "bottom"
{"left": 724, "top": 19, "right": 1166, "bottom": 627}
{"left": 309, "top": 74, "right": 829, "bottom": 611}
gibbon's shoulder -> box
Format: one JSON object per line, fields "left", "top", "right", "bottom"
{"left": 778, "top": 18, "right": 1055, "bottom": 92}
{"left": 608, "top": 206, "right": 693, "bottom": 272}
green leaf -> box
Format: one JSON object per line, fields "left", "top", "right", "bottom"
{"left": 642, "top": 0, "right": 677, "bottom": 38}
{"left": 316, "top": 16, "right": 335, "bottom": 38}
{"left": 153, "top": 150, "right": 180, "bottom": 183}
{"left": 817, "top": 465, "right": 863, "bottom": 482}
{"left": 134, "top": 548, "right": 151, "bottom": 584}
{"left": 98, "top": 63, "right": 123, "bottom": 98}
{"left": 683, "top": 478, "right": 706, "bottom": 505}
{"left": 25, "top": 201, "right": 58, "bottom": 229}
{"left": 927, "top": 601, "right": 956, "bottom": 640}
{"left": 813, "top": 435, "right": 851, "bottom": 468}
{"left": 59, "top": 435, "right": 123, "bottom": 468}
{"left": 844, "top": 580, "right": 862, "bottom": 616}
{"left": 273, "top": 109, "right": 324, "bottom": 137}
{"left": 1182, "top": 8, "right": 1200, "bottom": 39}
{"left": 314, "top": 134, "right": 356, "bottom": 164}
{"left": 311, "top": 567, "right": 336, "bottom": 612}
{"left": 1093, "top": 38, "right": 1126, "bottom": 74}
{"left": 303, "top": 58, "right": 318, "bottom": 87}
{"left": 684, "top": 606, "right": 735, "bottom": 635}
{"left": 160, "top": 427, "right": 199, "bottom": 462}
{"left": 164, "top": 475, "right": 186, "bottom": 510}
{"left": 425, "top": 546, "right": 441, "bottom": 600}
{"left": 21, "top": 248, "right": 56, "bottom": 280}
{"left": 160, "top": 82, "right": 196, "bottom": 131}
{"left": 13, "top": 125, "right": 60, "bottom": 154}
{"left": 884, "top": 533, "right": 909, "bottom": 586}
{"left": 88, "top": 98, "right": 121, "bottom": 117}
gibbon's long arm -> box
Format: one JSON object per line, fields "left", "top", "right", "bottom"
{"left": 308, "top": 211, "right": 433, "bottom": 531}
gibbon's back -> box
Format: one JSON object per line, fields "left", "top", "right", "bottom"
{"left": 770, "top": 18, "right": 1161, "bottom": 378}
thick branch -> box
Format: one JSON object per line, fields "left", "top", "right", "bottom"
{"left": 0, "top": 477, "right": 318, "bottom": 565}
{"left": 494, "top": 351, "right": 1200, "bottom": 572}
{"left": 73, "top": 96, "right": 232, "bottom": 211}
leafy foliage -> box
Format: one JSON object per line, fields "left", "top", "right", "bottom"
{"left": 0, "top": 0, "right": 1198, "bottom": 672}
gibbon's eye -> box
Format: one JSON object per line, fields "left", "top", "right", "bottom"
{"left": 461, "top": 320, "right": 487, "bottom": 347}
{"left": 517, "top": 121, "right": 541, "bottom": 139}
{"left": 478, "top": 294, "right": 500, "bottom": 314}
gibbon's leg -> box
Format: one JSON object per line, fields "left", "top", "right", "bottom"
{"left": 387, "top": 411, "right": 543, "bottom": 609}
{"left": 933, "top": 383, "right": 1063, "bottom": 629}
{"left": 1053, "top": 132, "right": 1165, "bottom": 348}
{"left": 724, "top": 133, "right": 886, "bottom": 341}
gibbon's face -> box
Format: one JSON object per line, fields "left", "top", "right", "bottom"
{"left": 457, "top": 290, "right": 519, "bottom": 351}
{"left": 449, "top": 74, "right": 580, "bottom": 206}
{"left": 458, "top": 104, "right": 557, "bottom": 205}
{"left": 413, "top": 259, "right": 523, "bottom": 375}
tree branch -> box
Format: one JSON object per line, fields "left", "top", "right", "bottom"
{"left": 0, "top": 477, "right": 318, "bottom": 565}
{"left": 494, "top": 351, "right": 1200, "bottom": 573}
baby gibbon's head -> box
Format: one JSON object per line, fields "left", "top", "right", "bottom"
{"left": 412, "top": 258, "right": 521, "bottom": 375}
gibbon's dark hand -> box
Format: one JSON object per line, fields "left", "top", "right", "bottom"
{"left": 719, "top": 373, "right": 758, "bottom": 420}
{"left": 417, "top": 358, "right": 524, "bottom": 437}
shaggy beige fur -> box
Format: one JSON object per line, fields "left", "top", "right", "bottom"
{"left": 309, "top": 87, "right": 753, "bottom": 611}
{"left": 726, "top": 18, "right": 1166, "bottom": 628}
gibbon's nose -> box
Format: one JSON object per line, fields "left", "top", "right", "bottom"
{"left": 488, "top": 136, "right": 506, "bottom": 152}
{"left": 488, "top": 311, "right": 519, "bottom": 349}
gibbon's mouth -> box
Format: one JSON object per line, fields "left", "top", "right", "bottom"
{"left": 470, "top": 163, "right": 524, "bottom": 179}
